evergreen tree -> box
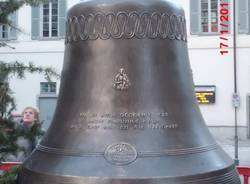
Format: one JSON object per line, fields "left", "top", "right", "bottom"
{"left": 0, "top": 0, "right": 48, "bottom": 24}
{"left": 0, "top": 61, "right": 59, "bottom": 161}
{"left": 0, "top": 1, "right": 60, "bottom": 183}
{"left": 0, "top": 62, "right": 59, "bottom": 183}
{"left": 0, "top": 0, "right": 48, "bottom": 47}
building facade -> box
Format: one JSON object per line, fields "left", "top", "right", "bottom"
{"left": 0, "top": 0, "right": 250, "bottom": 139}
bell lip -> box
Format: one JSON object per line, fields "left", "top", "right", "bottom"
{"left": 19, "top": 164, "right": 239, "bottom": 183}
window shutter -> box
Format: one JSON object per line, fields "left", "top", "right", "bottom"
{"left": 9, "top": 12, "right": 17, "bottom": 40}
{"left": 58, "top": 0, "right": 67, "bottom": 38}
{"left": 238, "top": 0, "right": 249, "bottom": 33}
{"left": 31, "top": 6, "right": 40, "bottom": 39}
{"left": 190, "top": 0, "right": 200, "bottom": 34}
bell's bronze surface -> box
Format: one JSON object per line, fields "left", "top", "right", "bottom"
{"left": 18, "top": 0, "right": 240, "bottom": 183}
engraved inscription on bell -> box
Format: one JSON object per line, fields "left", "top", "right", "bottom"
{"left": 104, "top": 143, "right": 137, "bottom": 165}
{"left": 113, "top": 68, "right": 131, "bottom": 91}
{"left": 69, "top": 111, "right": 178, "bottom": 131}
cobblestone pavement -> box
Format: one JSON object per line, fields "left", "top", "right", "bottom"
{"left": 218, "top": 138, "right": 250, "bottom": 167}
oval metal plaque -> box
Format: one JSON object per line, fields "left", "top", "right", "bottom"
{"left": 104, "top": 143, "right": 137, "bottom": 165}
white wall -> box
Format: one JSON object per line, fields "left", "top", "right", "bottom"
{"left": 1, "top": 0, "right": 249, "bottom": 131}
{"left": 179, "top": 0, "right": 250, "bottom": 128}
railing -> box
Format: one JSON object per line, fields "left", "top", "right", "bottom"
{"left": 237, "top": 166, "right": 250, "bottom": 184}
{"left": 0, "top": 162, "right": 22, "bottom": 171}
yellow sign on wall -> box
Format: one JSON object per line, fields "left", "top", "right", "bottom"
{"left": 195, "top": 86, "right": 216, "bottom": 104}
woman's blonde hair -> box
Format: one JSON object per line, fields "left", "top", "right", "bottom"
{"left": 22, "top": 106, "right": 39, "bottom": 122}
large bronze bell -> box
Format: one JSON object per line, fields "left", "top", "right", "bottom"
{"left": 18, "top": 0, "right": 240, "bottom": 183}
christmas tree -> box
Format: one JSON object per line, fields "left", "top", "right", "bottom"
{"left": 0, "top": 1, "right": 59, "bottom": 183}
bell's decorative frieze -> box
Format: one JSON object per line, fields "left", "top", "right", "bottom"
{"left": 65, "top": 12, "right": 187, "bottom": 43}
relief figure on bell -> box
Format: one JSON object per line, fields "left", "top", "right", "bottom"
{"left": 113, "top": 68, "right": 131, "bottom": 91}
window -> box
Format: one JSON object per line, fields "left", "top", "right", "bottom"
{"left": 42, "top": 0, "right": 58, "bottom": 37}
{"left": 190, "top": 0, "right": 229, "bottom": 35}
{"left": 31, "top": 0, "right": 66, "bottom": 39}
{"left": 0, "top": 13, "right": 17, "bottom": 40}
{"left": 0, "top": 25, "right": 8, "bottom": 39}
{"left": 40, "top": 82, "right": 57, "bottom": 94}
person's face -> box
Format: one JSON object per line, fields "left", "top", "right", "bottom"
{"left": 23, "top": 108, "right": 36, "bottom": 123}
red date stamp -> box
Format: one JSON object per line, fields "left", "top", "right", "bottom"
{"left": 219, "top": 0, "right": 229, "bottom": 55}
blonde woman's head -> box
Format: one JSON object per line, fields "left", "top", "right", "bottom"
{"left": 22, "top": 106, "right": 39, "bottom": 125}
